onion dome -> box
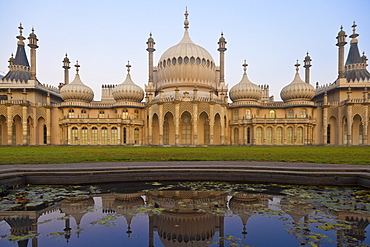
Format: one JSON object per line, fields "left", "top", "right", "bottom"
{"left": 60, "top": 61, "right": 94, "bottom": 103}
{"left": 280, "top": 61, "right": 315, "bottom": 102}
{"left": 112, "top": 62, "right": 144, "bottom": 102}
{"left": 156, "top": 9, "right": 217, "bottom": 91}
{"left": 229, "top": 61, "right": 262, "bottom": 102}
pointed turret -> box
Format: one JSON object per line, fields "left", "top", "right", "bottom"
{"left": 28, "top": 27, "right": 39, "bottom": 80}
{"left": 336, "top": 25, "right": 347, "bottom": 78}
{"left": 344, "top": 22, "right": 370, "bottom": 82}
{"left": 303, "top": 52, "right": 312, "bottom": 84}
{"left": 1, "top": 24, "right": 31, "bottom": 82}
{"left": 62, "top": 53, "right": 71, "bottom": 85}
{"left": 146, "top": 32, "right": 155, "bottom": 93}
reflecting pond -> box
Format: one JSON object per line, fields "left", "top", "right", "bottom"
{"left": 0, "top": 181, "right": 369, "bottom": 247}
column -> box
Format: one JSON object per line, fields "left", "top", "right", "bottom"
{"left": 148, "top": 107, "right": 153, "bottom": 145}
{"left": 193, "top": 103, "right": 198, "bottom": 145}
{"left": 46, "top": 108, "right": 51, "bottom": 145}
{"left": 67, "top": 125, "right": 71, "bottom": 145}
{"left": 209, "top": 104, "right": 214, "bottom": 145}
{"left": 323, "top": 107, "right": 328, "bottom": 145}
{"left": 347, "top": 106, "right": 352, "bottom": 145}
{"left": 363, "top": 106, "right": 368, "bottom": 145}
{"left": 22, "top": 106, "right": 28, "bottom": 145}
{"left": 7, "top": 106, "right": 12, "bottom": 145}
{"left": 175, "top": 104, "right": 180, "bottom": 145}
{"left": 159, "top": 104, "right": 163, "bottom": 145}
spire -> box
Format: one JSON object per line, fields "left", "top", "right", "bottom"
{"left": 126, "top": 61, "right": 131, "bottom": 74}
{"left": 242, "top": 60, "right": 248, "bottom": 75}
{"left": 349, "top": 21, "right": 359, "bottom": 43}
{"left": 16, "top": 23, "right": 26, "bottom": 45}
{"left": 295, "top": 60, "right": 300, "bottom": 73}
{"left": 184, "top": 7, "right": 189, "bottom": 29}
{"left": 75, "top": 61, "right": 80, "bottom": 75}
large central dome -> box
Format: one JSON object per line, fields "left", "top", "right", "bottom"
{"left": 156, "top": 11, "right": 217, "bottom": 92}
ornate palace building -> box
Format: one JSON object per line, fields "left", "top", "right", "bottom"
{"left": 0, "top": 11, "right": 369, "bottom": 146}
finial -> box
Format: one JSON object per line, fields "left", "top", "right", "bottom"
{"left": 31, "top": 27, "right": 34, "bottom": 33}
{"left": 295, "top": 60, "right": 300, "bottom": 73}
{"left": 221, "top": 31, "right": 224, "bottom": 37}
{"left": 242, "top": 60, "right": 248, "bottom": 74}
{"left": 126, "top": 61, "right": 131, "bottom": 74}
{"left": 184, "top": 7, "right": 189, "bottom": 29}
{"left": 340, "top": 25, "right": 343, "bottom": 31}
{"left": 17, "top": 23, "right": 25, "bottom": 43}
{"left": 11, "top": 53, "right": 13, "bottom": 58}
{"left": 75, "top": 61, "right": 80, "bottom": 74}
{"left": 65, "top": 53, "right": 68, "bottom": 57}
{"left": 150, "top": 32, "right": 152, "bottom": 37}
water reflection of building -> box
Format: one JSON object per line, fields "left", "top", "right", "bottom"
{"left": 147, "top": 190, "right": 228, "bottom": 247}
{"left": 0, "top": 204, "right": 59, "bottom": 247}
{"left": 59, "top": 196, "right": 94, "bottom": 241}
{"left": 337, "top": 212, "right": 370, "bottom": 245}
{"left": 229, "top": 193, "right": 269, "bottom": 238}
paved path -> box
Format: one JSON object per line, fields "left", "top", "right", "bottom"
{"left": 0, "top": 161, "right": 369, "bottom": 187}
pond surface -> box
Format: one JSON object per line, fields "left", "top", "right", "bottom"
{"left": 0, "top": 181, "right": 369, "bottom": 247}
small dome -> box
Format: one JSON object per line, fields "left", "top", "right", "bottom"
{"left": 60, "top": 63, "right": 94, "bottom": 103}
{"left": 229, "top": 62, "right": 262, "bottom": 102}
{"left": 112, "top": 63, "right": 144, "bottom": 102}
{"left": 280, "top": 63, "right": 315, "bottom": 102}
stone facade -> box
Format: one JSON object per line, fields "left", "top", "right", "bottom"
{"left": 0, "top": 17, "right": 369, "bottom": 146}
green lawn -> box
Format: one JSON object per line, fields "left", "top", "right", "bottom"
{"left": 0, "top": 146, "right": 369, "bottom": 165}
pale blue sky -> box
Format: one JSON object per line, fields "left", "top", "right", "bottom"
{"left": 1, "top": 0, "right": 369, "bottom": 100}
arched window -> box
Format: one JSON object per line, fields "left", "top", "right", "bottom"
{"left": 234, "top": 128, "right": 239, "bottom": 144}
{"left": 246, "top": 109, "right": 251, "bottom": 119}
{"left": 71, "top": 127, "right": 78, "bottom": 144}
{"left": 101, "top": 127, "right": 108, "bottom": 144}
{"left": 134, "top": 110, "right": 139, "bottom": 119}
{"left": 134, "top": 128, "right": 140, "bottom": 144}
{"left": 81, "top": 127, "right": 88, "bottom": 144}
{"left": 163, "top": 117, "right": 169, "bottom": 145}
{"left": 81, "top": 110, "right": 87, "bottom": 118}
{"left": 123, "top": 127, "right": 127, "bottom": 144}
{"left": 288, "top": 109, "right": 294, "bottom": 118}
{"left": 234, "top": 109, "right": 239, "bottom": 120}
{"left": 196, "top": 57, "right": 201, "bottom": 65}
{"left": 269, "top": 110, "right": 275, "bottom": 118}
{"left": 43, "top": 125, "right": 47, "bottom": 144}
{"left": 122, "top": 109, "right": 128, "bottom": 119}
{"left": 301, "top": 109, "right": 307, "bottom": 118}
{"left": 190, "top": 57, "right": 195, "bottom": 64}
{"left": 276, "top": 127, "right": 283, "bottom": 144}
{"left": 343, "top": 122, "right": 348, "bottom": 145}
{"left": 297, "top": 127, "right": 303, "bottom": 144}
{"left": 68, "top": 109, "right": 74, "bottom": 118}
{"left": 181, "top": 112, "right": 192, "bottom": 145}
{"left": 204, "top": 116, "right": 210, "bottom": 145}
{"left": 99, "top": 111, "right": 105, "bottom": 118}
{"left": 92, "top": 127, "right": 98, "bottom": 144}
{"left": 202, "top": 58, "right": 206, "bottom": 66}
{"left": 287, "top": 127, "right": 293, "bottom": 144}
{"left": 172, "top": 58, "right": 176, "bottom": 65}
{"left": 256, "top": 127, "right": 262, "bottom": 144}
{"left": 266, "top": 127, "right": 272, "bottom": 144}
{"left": 184, "top": 57, "right": 189, "bottom": 64}
{"left": 111, "top": 127, "right": 118, "bottom": 145}
{"left": 247, "top": 127, "right": 251, "bottom": 144}
{"left": 167, "top": 59, "right": 171, "bottom": 66}
{"left": 178, "top": 57, "right": 183, "bottom": 64}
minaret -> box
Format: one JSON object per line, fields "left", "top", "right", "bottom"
{"left": 146, "top": 33, "right": 155, "bottom": 88}
{"left": 28, "top": 27, "right": 39, "bottom": 80}
{"left": 303, "top": 52, "right": 312, "bottom": 84}
{"left": 336, "top": 25, "right": 347, "bottom": 78}
{"left": 62, "top": 53, "right": 71, "bottom": 85}
{"left": 218, "top": 32, "right": 227, "bottom": 86}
